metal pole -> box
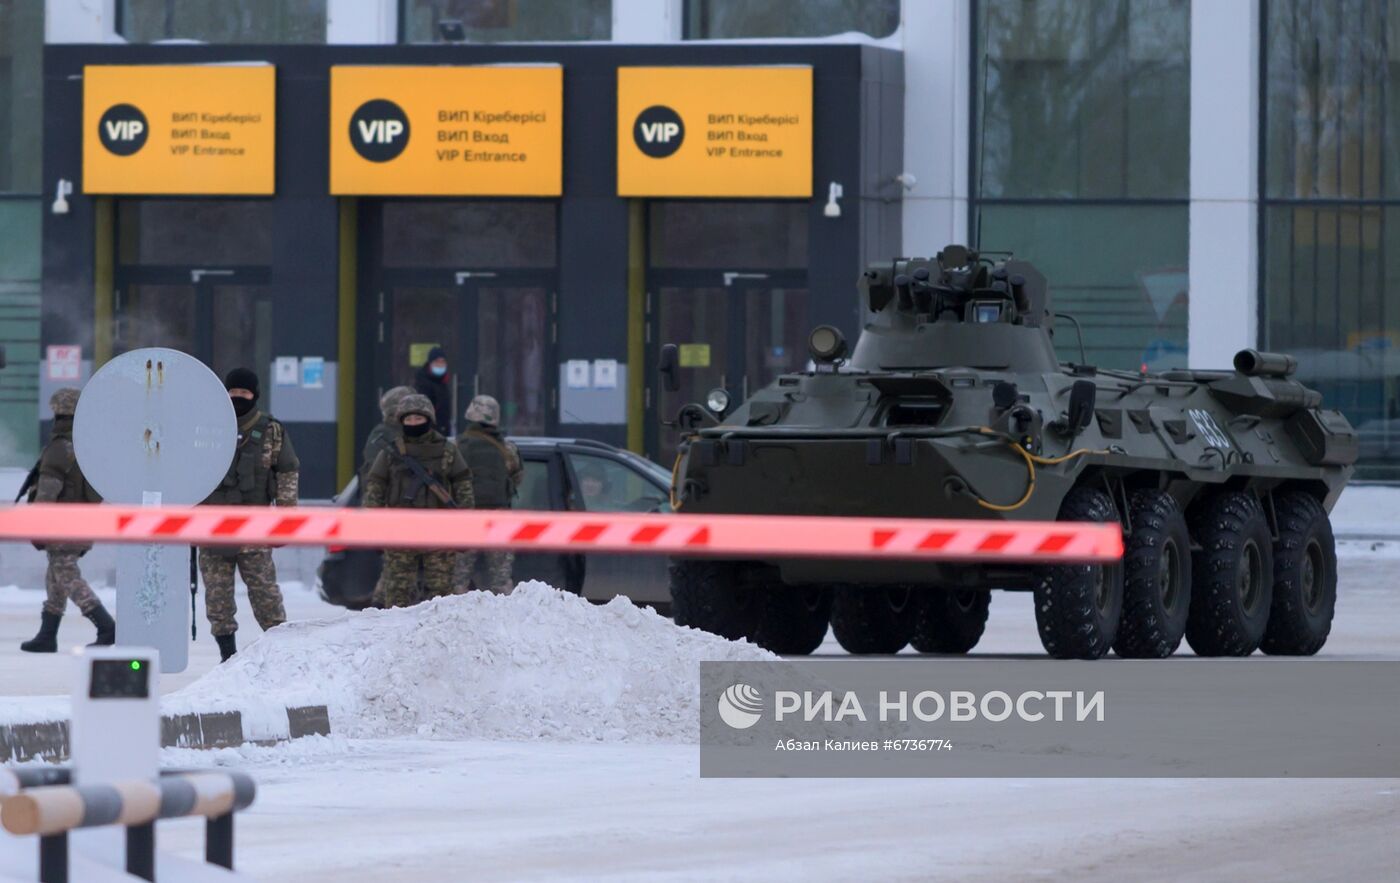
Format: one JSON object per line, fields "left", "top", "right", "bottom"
{"left": 206, "top": 813, "right": 234, "bottom": 869}
{"left": 38, "top": 832, "right": 68, "bottom": 883}
{"left": 126, "top": 822, "right": 156, "bottom": 881}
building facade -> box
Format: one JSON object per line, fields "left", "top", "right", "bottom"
{"left": 6, "top": 0, "right": 1399, "bottom": 490}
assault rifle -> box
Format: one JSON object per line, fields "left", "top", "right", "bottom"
{"left": 389, "top": 443, "right": 457, "bottom": 509}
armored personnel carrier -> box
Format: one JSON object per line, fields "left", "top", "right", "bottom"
{"left": 661, "top": 246, "right": 1355, "bottom": 660}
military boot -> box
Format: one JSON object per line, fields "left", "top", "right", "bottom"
{"left": 216, "top": 633, "right": 237, "bottom": 662}
{"left": 20, "top": 612, "right": 62, "bottom": 653}
{"left": 85, "top": 603, "right": 116, "bottom": 646}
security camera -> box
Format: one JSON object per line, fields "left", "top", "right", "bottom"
{"left": 893, "top": 172, "right": 917, "bottom": 191}
{"left": 51, "top": 178, "right": 73, "bottom": 215}
{"left": 823, "top": 182, "right": 844, "bottom": 219}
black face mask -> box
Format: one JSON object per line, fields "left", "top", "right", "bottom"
{"left": 403, "top": 421, "right": 430, "bottom": 438}
{"left": 231, "top": 397, "right": 256, "bottom": 417}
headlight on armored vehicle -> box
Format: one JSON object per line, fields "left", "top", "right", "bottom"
{"left": 706, "top": 388, "right": 731, "bottom": 415}
{"left": 808, "top": 324, "right": 848, "bottom": 362}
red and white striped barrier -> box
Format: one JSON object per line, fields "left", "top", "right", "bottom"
{"left": 0, "top": 504, "right": 1122, "bottom": 563}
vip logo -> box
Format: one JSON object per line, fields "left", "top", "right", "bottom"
{"left": 349, "top": 99, "right": 410, "bottom": 162}
{"left": 633, "top": 105, "right": 684, "bottom": 158}
{"left": 98, "top": 104, "right": 148, "bottom": 156}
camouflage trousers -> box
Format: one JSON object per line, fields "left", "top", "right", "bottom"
{"left": 459, "top": 550, "right": 516, "bottom": 594}
{"left": 198, "top": 547, "right": 286, "bottom": 637}
{"left": 370, "top": 574, "right": 390, "bottom": 608}
{"left": 382, "top": 550, "right": 456, "bottom": 608}
{"left": 42, "top": 546, "right": 99, "bottom": 616}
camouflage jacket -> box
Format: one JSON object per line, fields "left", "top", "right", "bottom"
{"left": 360, "top": 421, "right": 401, "bottom": 488}
{"left": 364, "top": 431, "right": 474, "bottom": 510}
{"left": 204, "top": 411, "right": 299, "bottom": 507}
{"left": 35, "top": 418, "right": 101, "bottom": 505}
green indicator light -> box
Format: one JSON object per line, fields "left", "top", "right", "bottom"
{"left": 130, "top": 660, "right": 142, "bottom": 671}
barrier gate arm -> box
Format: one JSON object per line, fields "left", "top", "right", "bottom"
{"left": 0, "top": 504, "right": 1122, "bottom": 563}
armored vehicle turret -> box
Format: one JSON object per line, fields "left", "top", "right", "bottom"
{"left": 663, "top": 246, "right": 1355, "bottom": 660}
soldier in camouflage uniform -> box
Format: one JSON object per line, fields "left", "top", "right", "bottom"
{"left": 19, "top": 388, "right": 116, "bottom": 652}
{"left": 199, "top": 368, "right": 299, "bottom": 661}
{"left": 363, "top": 394, "right": 473, "bottom": 607}
{"left": 362, "top": 386, "right": 413, "bottom": 608}
{"left": 456, "top": 395, "right": 523, "bottom": 594}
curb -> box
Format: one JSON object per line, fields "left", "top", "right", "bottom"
{"left": 0, "top": 705, "right": 331, "bottom": 763}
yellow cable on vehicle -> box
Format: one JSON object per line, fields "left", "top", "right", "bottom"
{"left": 968, "top": 428, "right": 1107, "bottom": 512}
{"left": 669, "top": 437, "right": 694, "bottom": 511}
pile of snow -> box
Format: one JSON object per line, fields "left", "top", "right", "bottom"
{"left": 167, "top": 581, "right": 773, "bottom": 743}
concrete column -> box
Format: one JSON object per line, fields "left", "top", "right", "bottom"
{"left": 327, "top": 0, "right": 397, "bottom": 43}
{"left": 1188, "top": 0, "right": 1260, "bottom": 369}
{"left": 45, "top": 0, "right": 116, "bottom": 42}
{"left": 612, "top": 0, "right": 682, "bottom": 42}
{"left": 900, "top": 0, "right": 971, "bottom": 251}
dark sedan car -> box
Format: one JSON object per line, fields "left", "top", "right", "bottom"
{"left": 317, "top": 437, "right": 674, "bottom": 611}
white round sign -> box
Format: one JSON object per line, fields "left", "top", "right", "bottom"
{"left": 73, "top": 348, "right": 237, "bottom": 505}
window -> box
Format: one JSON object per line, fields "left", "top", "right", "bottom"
{"left": 381, "top": 201, "right": 557, "bottom": 268}
{"left": 685, "top": 0, "right": 899, "bottom": 39}
{"left": 0, "top": 198, "right": 39, "bottom": 466}
{"left": 566, "top": 453, "right": 667, "bottom": 512}
{"left": 649, "top": 201, "right": 808, "bottom": 269}
{"left": 517, "top": 458, "right": 552, "bottom": 511}
{"left": 118, "top": 0, "right": 327, "bottom": 42}
{"left": 400, "top": 0, "right": 610, "bottom": 42}
{"left": 1260, "top": 0, "right": 1400, "bottom": 479}
{"left": 0, "top": 0, "right": 41, "bottom": 192}
{"left": 0, "top": 0, "right": 42, "bottom": 466}
{"left": 972, "top": 0, "right": 1190, "bottom": 371}
{"left": 117, "top": 201, "right": 275, "bottom": 266}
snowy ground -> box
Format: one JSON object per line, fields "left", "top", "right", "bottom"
{"left": 2, "top": 533, "right": 1399, "bottom": 879}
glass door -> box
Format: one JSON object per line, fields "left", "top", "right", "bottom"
{"left": 652, "top": 286, "right": 731, "bottom": 465}
{"left": 477, "top": 286, "right": 551, "bottom": 437}
{"left": 646, "top": 274, "right": 808, "bottom": 463}
{"left": 382, "top": 276, "right": 554, "bottom": 438}
{"left": 115, "top": 271, "right": 272, "bottom": 389}
{"left": 739, "top": 283, "right": 811, "bottom": 398}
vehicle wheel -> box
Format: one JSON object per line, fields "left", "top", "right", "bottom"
{"left": 910, "top": 589, "right": 990, "bottom": 654}
{"left": 1260, "top": 493, "right": 1336, "bottom": 656}
{"left": 1113, "top": 490, "right": 1191, "bottom": 658}
{"left": 669, "top": 559, "right": 760, "bottom": 642}
{"left": 752, "top": 584, "right": 832, "bottom": 655}
{"left": 1034, "top": 487, "right": 1123, "bottom": 660}
{"left": 1185, "top": 492, "right": 1274, "bottom": 656}
{"left": 830, "top": 585, "right": 914, "bottom": 654}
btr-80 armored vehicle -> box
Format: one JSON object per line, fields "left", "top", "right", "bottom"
{"left": 661, "top": 246, "right": 1355, "bottom": 660}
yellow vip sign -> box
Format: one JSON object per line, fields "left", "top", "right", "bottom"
{"left": 83, "top": 65, "right": 276, "bottom": 195}
{"left": 330, "top": 66, "right": 563, "bottom": 196}
{"left": 617, "top": 66, "right": 813, "bottom": 198}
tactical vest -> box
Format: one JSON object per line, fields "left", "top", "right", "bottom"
{"left": 386, "top": 438, "right": 458, "bottom": 509}
{"left": 35, "top": 427, "right": 101, "bottom": 504}
{"left": 207, "top": 413, "right": 279, "bottom": 506}
{"left": 459, "top": 429, "right": 515, "bottom": 509}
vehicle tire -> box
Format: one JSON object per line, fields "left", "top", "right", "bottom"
{"left": 669, "top": 559, "right": 760, "bottom": 642}
{"left": 1034, "top": 487, "right": 1124, "bottom": 660}
{"left": 1185, "top": 492, "right": 1274, "bottom": 656}
{"left": 910, "top": 589, "right": 990, "bottom": 654}
{"left": 829, "top": 585, "right": 915, "bottom": 654}
{"left": 752, "top": 584, "right": 833, "bottom": 655}
{"left": 1260, "top": 493, "right": 1336, "bottom": 656}
{"left": 1113, "top": 490, "right": 1191, "bottom": 658}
